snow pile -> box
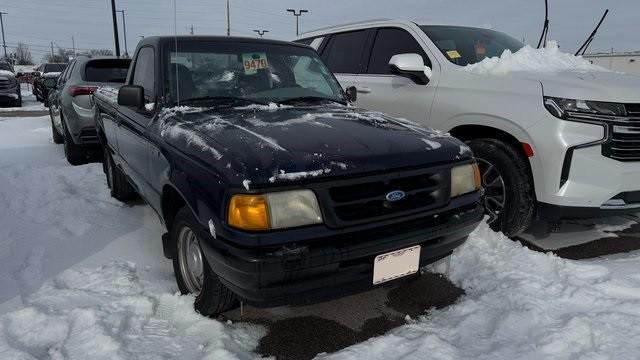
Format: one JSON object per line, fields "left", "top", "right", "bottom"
{"left": 464, "top": 41, "right": 608, "bottom": 75}
{"left": 323, "top": 223, "right": 640, "bottom": 359}
{"left": 269, "top": 168, "right": 331, "bottom": 183}
{"left": 0, "top": 262, "right": 264, "bottom": 359}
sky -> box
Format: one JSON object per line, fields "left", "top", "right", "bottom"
{"left": 1, "top": 0, "right": 638, "bottom": 62}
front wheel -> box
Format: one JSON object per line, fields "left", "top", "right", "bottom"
{"left": 467, "top": 139, "right": 535, "bottom": 237}
{"left": 172, "top": 207, "right": 237, "bottom": 316}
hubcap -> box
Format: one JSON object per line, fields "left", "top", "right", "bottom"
{"left": 476, "top": 158, "right": 506, "bottom": 224}
{"left": 177, "top": 226, "right": 204, "bottom": 294}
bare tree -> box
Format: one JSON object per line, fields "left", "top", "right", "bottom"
{"left": 15, "top": 43, "right": 33, "bottom": 65}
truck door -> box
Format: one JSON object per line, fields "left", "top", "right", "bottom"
{"left": 354, "top": 27, "right": 438, "bottom": 125}
{"left": 116, "top": 46, "right": 156, "bottom": 198}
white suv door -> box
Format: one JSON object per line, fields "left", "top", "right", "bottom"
{"left": 354, "top": 27, "right": 437, "bottom": 124}
{"left": 321, "top": 30, "right": 370, "bottom": 95}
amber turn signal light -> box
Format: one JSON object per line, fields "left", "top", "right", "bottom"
{"left": 228, "top": 195, "right": 270, "bottom": 231}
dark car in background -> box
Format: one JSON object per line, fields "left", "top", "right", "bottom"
{"left": 93, "top": 36, "right": 484, "bottom": 315}
{"left": 45, "top": 56, "right": 131, "bottom": 165}
{"left": 33, "top": 63, "right": 67, "bottom": 104}
{"left": 0, "top": 62, "right": 21, "bottom": 107}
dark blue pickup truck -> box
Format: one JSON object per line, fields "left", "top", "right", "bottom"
{"left": 93, "top": 36, "right": 483, "bottom": 315}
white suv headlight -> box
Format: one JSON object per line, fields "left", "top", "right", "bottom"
{"left": 451, "top": 163, "right": 481, "bottom": 197}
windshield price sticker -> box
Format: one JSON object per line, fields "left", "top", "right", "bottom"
{"left": 446, "top": 50, "right": 462, "bottom": 59}
{"left": 242, "top": 53, "right": 269, "bottom": 74}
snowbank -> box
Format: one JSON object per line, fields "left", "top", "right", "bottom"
{"left": 464, "top": 41, "right": 608, "bottom": 75}
{"left": 322, "top": 223, "right": 640, "bottom": 359}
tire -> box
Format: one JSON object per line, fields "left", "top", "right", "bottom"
{"left": 104, "top": 149, "right": 136, "bottom": 202}
{"left": 62, "top": 118, "right": 85, "bottom": 166}
{"left": 172, "top": 207, "right": 237, "bottom": 316}
{"left": 50, "top": 116, "right": 64, "bottom": 144}
{"left": 467, "top": 139, "right": 535, "bottom": 237}
{"left": 14, "top": 92, "right": 22, "bottom": 107}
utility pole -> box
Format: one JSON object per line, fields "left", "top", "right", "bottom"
{"left": 72, "top": 36, "right": 76, "bottom": 57}
{"left": 110, "top": 0, "right": 120, "bottom": 57}
{"left": 116, "top": 10, "right": 128, "bottom": 57}
{"left": 253, "top": 30, "right": 269, "bottom": 38}
{"left": 286, "top": 9, "right": 308, "bottom": 36}
{"left": 0, "top": 12, "right": 7, "bottom": 61}
{"left": 50, "top": 41, "right": 54, "bottom": 61}
{"left": 226, "top": 0, "right": 230, "bottom": 36}
{"left": 189, "top": 24, "right": 194, "bottom": 35}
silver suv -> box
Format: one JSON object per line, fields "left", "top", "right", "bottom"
{"left": 46, "top": 56, "right": 131, "bottom": 165}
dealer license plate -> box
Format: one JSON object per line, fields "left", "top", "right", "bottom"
{"left": 373, "top": 245, "right": 421, "bottom": 285}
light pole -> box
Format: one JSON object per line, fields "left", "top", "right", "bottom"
{"left": 0, "top": 12, "right": 8, "bottom": 61}
{"left": 116, "top": 10, "right": 128, "bottom": 57}
{"left": 110, "top": 0, "right": 120, "bottom": 57}
{"left": 253, "top": 30, "right": 269, "bottom": 38}
{"left": 286, "top": 9, "right": 308, "bottom": 36}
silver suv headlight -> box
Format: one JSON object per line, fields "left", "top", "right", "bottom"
{"left": 451, "top": 163, "right": 481, "bottom": 197}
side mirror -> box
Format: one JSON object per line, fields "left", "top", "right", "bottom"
{"left": 345, "top": 86, "right": 357, "bottom": 102}
{"left": 43, "top": 78, "right": 57, "bottom": 90}
{"left": 118, "top": 85, "right": 145, "bottom": 109}
{"left": 389, "top": 53, "right": 431, "bottom": 85}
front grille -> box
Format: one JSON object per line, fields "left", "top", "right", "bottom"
{"left": 314, "top": 166, "right": 451, "bottom": 228}
{"left": 602, "top": 104, "right": 640, "bottom": 161}
{"left": 0, "top": 79, "right": 12, "bottom": 90}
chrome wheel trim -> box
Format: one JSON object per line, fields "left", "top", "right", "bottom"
{"left": 177, "top": 226, "right": 204, "bottom": 294}
{"left": 476, "top": 158, "right": 506, "bottom": 224}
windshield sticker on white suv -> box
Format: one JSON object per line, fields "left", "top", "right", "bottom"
{"left": 242, "top": 53, "right": 268, "bottom": 75}
{"left": 446, "top": 50, "right": 462, "bottom": 59}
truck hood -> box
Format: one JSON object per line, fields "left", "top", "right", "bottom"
{"left": 509, "top": 69, "right": 640, "bottom": 103}
{"left": 155, "top": 105, "right": 472, "bottom": 187}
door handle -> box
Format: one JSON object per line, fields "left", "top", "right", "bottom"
{"left": 357, "top": 87, "right": 372, "bottom": 94}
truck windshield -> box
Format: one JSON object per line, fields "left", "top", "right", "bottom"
{"left": 420, "top": 25, "right": 524, "bottom": 66}
{"left": 164, "top": 41, "right": 346, "bottom": 105}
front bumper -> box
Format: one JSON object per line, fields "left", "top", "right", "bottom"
{"left": 527, "top": 112, "right": 640, "bottom": 213}
{"left": 0, "top": 87, "right": 20, "bottom": 103}
{"left": 198, "top": 198, "right": 483, "bottom": 307}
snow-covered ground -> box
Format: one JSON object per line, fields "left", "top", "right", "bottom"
{"left": 2, "top": 115, "right": 640, "bottom": 359}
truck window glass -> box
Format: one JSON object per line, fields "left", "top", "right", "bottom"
{"left": 164, "top": 41, "right": 345, "bottom": 105}
{"left": 324, "top": 30, "right": 368, "bottom": 74}
{"left": 367, "top": 28, "right": 431, "bottom": 74}
{"left": 420, "top": 25, "right": 524, "bottom": 66}
{"left": 84, "top": 59, "right": 131, "bottom": 83}
{"left": 132, "top": 47, "right": 155, "bottom": 101}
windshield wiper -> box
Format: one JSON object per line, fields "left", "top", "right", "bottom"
{"left": 176, "top": 96, "right": 268, "bottom": 107}
{"left": 277, "top": 96, "right": 346, "bottom": 106}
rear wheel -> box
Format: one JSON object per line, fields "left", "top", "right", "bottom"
{"left": 172, "top": 207, "right": 237, "bottom": 316}
{"left": 62, "top": 119, "right": 85, "bottom": 166}
{"left": 104, "top": 149, "right": 136, "bottom": 202}
{"left": 467, "top": 139, "right": 535, "bottom": 237}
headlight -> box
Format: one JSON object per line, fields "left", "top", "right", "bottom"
{"left": 228, "top": 190, "right": 322, "bottom": 231}
{"left": 544, "top": 97, "right": 626, "bottom": 119}
{"left": 451, "top": 163, "right": 481, "bottom": 197}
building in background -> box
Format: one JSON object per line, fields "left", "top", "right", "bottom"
{"left": 583, "top": 51, "right": 640, "bottom": 75}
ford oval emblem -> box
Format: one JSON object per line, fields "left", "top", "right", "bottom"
{"left": 385, "top": 190, "right": 406, "bottom": 202}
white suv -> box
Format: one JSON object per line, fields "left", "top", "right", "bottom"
{"left": 296, "top": 20, "right": 640, "bottom": 236}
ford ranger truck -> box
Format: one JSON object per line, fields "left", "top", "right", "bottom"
{"left": 93, "top": 36, "right": 483, "bottom": 315}
{"left": 298, "top": 20, "right": 640, "bottom": 237}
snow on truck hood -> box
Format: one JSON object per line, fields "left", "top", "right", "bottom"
{"left": 463, "top": 41, "right": 640, "bottom": 103}
{"left": 156, "top": 105, "right": 471, "bottom": 187}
